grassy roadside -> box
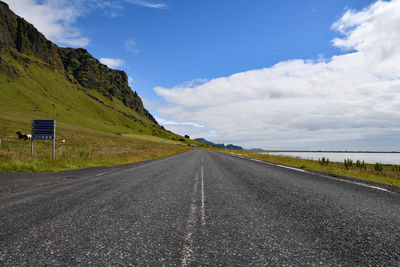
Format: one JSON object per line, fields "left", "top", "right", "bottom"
{"left": 0, "top": 114, "right": 193, "bottom": 172}
{"left": 223, "top": 150, "right": 400, "bottom": 187}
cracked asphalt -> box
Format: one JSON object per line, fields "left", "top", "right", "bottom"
{"left": 1, "top": 149, "right": 400, "bottom": 266}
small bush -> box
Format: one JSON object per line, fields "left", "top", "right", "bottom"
{"left": 374, "top": 162, "right": 383, "bottom": 172}
{"left": 344, "top": 158, "right": 353, "bottom": 169}
{"left": 355, "top": 160, "right": 367, "bottom": 170}
{"left": 318, "top": 157, "right": 330, "bottom": 165}
{"left": 392, "top": 165, "right": 400, "bottom": 172}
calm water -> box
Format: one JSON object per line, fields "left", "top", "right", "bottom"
{"left": 261, "top": 152, "right": 400, "bottom": 165}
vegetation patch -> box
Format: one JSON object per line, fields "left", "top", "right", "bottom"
{"left": 0, "top": 114, "right": 193, "bottom": 172}
{"left": 223, "top": 150, "right": 400, "bottom": 187}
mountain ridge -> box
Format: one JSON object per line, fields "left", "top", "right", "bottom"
{"left": 194, "top": 138, "right": 243, "bottom": 150}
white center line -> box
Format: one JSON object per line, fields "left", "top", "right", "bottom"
{"left": 201, "top": 165, "right": 206, "bottom": 226}
{"left": 181, "top": 172, "right": 198, "bottom": 267}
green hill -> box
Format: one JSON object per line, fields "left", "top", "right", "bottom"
{"left": 0, "top": 1, "right": 204, "bottom": 171}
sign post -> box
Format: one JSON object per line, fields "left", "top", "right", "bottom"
{"left": 31, "top": 120, "right": 56, "bottom": 159}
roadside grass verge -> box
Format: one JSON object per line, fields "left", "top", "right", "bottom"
{"left": 0, "top": 115, "right": 191, "bottom": 172}
{"left": 123, "top": 133, "right": 185, "bottom": 145}
{"left": 225, "top": 150, "right": 400, "bottom": 187}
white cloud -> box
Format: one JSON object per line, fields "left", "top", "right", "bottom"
{"left": 125, "top": 39, "right": 140, "bottom": 54}
{"left": 124, "top": 0, "right": 167, "bottom": 9}
{"left": 156, "top": 117, "right": 214, "bottom": 139}
{"left": 154, "top": 0, "right": 400, "bottom": 150}
{"left": 4, "top": 0, "right": 168, "bottom": 47}
{"left": 157, "top": 117, "right": 204, "bottom": 128}
{"left": 4, "top": 0, "right": 90, "bottom": 47}
{"left": 128, "top": 76, "right": 135, "bottom": 86}
{"left": 100, "top": 58, "right": 125, "bottom": 69}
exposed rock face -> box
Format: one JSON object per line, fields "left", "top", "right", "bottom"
{"left": 0, "top": 1, "right": 157, "bottom": 124}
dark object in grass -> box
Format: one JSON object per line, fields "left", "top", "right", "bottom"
{"left": 16, "top": 131, "right": 30, "bottom": 140}
{"left": 374, "top": 162, "right": 383, "bottom": 172}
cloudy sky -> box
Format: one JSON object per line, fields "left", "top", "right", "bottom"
{"left": 5, "top": 0, "right": 400, "bottom": 150}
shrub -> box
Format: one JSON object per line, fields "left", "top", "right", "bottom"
{"left": 374, "top": 162, "right": 383, "bottom": 172}
{"left": 392, "top": 165, "right": 400, "bottom": 172}
{"left": 318, "top": 157, "right": 330, "bottom": 165}
{"left": 355, "top": 160, "right": 367, "bottom": 170}
{"left": 344, "top": 158, "right": 353, "bottom": 169}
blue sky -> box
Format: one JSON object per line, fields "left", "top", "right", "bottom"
{"left": 6, "top": 0, "right": 400, "bottom": 150}
{"left": 82, "top": 0, "right": 374, "bottom": 100}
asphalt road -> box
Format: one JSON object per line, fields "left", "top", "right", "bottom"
{"left": 1, "top": 149, "right": 400, "bottom": 266}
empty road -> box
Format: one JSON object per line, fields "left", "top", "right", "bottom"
{"left": 1, "top": 149, "right": 400, "bottom": 266}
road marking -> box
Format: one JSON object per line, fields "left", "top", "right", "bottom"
{"left": 201, "top": 165, "right": 205, "bottom": 226}
{"left": 95, "top": 172, "right": 107, "bottom": 177}
{"left": 181, "top": 172, "right": 199, "bottom": 267}
{"left": 230, "top": 154, "right": 392, "bottom": 194}
{"left": 258, "top": 160, "right": 391, "bottom": 192}
{"left": 260, "top": 161, "right": 308, "bottom": 173}
{"left": 315, "top": 173, "right": 391, "bottom": 193}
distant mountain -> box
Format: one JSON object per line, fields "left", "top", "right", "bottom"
{"left": 224, "top": 144, "right": 244, "bottom": 150}
{"left": 194, "top": 138, "right": 243, "bottom": 150}
{"left": 193, "top": 138, "right": 215, "bottom": 146}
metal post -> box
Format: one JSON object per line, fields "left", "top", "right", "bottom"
{"left": 52, "top": 120, "right": 56, "bottom": 160}
{"left": 31, "top": 120, "right": 34, "bottom": 156}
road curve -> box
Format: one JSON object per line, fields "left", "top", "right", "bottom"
{"left": 1, "top": 149, "right": 399, "bottom": 266}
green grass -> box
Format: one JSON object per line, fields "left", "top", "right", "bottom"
{"left": 224, "top": 150, "right": 400, "bottom": 187}
{"left": 0, "top": 114, "right": 192, "bottom": 172}
{"left": 123, "top": 133, "right": 185, "bottom": 145}
{"left": 0, "top": 58, "right": 185, "bottom": 140}
{"left": 0, "top": 57, "right": 209, "bottom": 172}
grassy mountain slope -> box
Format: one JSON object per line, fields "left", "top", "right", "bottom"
{"left": 0, "top": 61, "right": 173, "bottom": 138}
{"left": 0, "top": 1, "right": 205, "bottom": 171}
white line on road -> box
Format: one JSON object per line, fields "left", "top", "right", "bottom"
{"left": 201, "top": 165, "right": 205, "bottom": 226}
{"left": 230, "top": 153, "right": 392, "bottom": 194}
{"left": 260, "top": 161, "right": 308, "bottom": 173}
{"left": 257, "top": 159, "right": 391, "bottom": 193}
{"left": 315, "top": 173, "right": 391, "bottom": 193}
{"left": 181, "top": 172, "right": 199, "bottom": 267}
{"left": 95, "top": 172, "right": 107, "bottom": 177}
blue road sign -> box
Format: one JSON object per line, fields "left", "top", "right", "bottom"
{"left": 32, "top": 120, "right": 55, "bottom": 140}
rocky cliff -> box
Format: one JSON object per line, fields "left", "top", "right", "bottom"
{"left": 0, "top": 1, "right": 157, "bottom": 124}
